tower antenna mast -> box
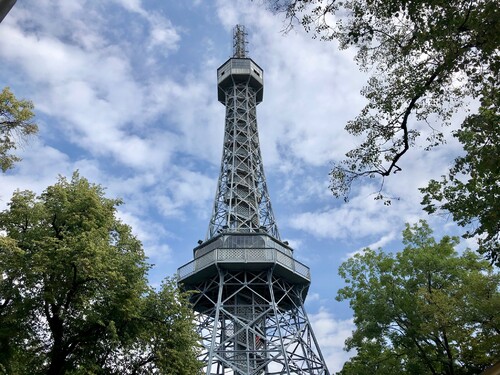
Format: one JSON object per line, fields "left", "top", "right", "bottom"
{"left": 233, "top": 24, "right": 248, "bottom": 58}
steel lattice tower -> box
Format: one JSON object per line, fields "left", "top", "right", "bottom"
{"left": 177, "top": 25, "right": 330, "bottom": 375}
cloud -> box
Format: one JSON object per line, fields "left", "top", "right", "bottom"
{"left": 0, "top": 1, "right": 189, "bottom": 172}
{"left": 146, "top": 14, "right": 181, "bottom": 53}
{"left": 111, "top": 0, "right": 182, "bottom": 55}
{"left": 0, "top": 143, "right": 72, "bottom": 203}
{"left": 115, "top": 209, "right": 174, "bottom": 262}
{"left": 288, "top": 185, "right": 397, "bottom": 240}
{"left": 153, "top": 167, "right": 215, "bottom": 218}
{"left": 346, "top": 231, "right": 398, "bottom": 258}
{"left": 112, "top": 0, "right": 146, "bottom": 15}
{"left": 309, "top": 307, "right": 356, "bottom": 373}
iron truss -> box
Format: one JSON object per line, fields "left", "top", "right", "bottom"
{"left": 207, "top": 82, "right": 279, "bottom": 240}
{"left": 190, "top": 268, "right": 330, "bottom": 375}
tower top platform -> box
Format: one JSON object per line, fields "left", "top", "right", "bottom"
{"left": 217, "top": 24, "right": 264, "bottom": 103}
{"left": 217, "top": 58, "right": 264, "bottom": 103}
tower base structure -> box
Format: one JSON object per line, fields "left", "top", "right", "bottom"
{"left": 178, "top": 233, "right": 330, "bottom": 375}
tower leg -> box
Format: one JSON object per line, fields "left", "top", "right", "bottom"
{"left": 189, "top": 268, "right": 330, "bottom": 375}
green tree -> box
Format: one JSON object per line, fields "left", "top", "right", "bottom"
{"left": 0, "top": 87, "right": 37, "bottom": 172}
{"left": 420, "top": 87, "right": 500, "bottom": 266}
{"left": 0, "top": 173, "right": 201, "bottom": 374}
{"left": 266, "top": 0, "right": 499, "bottom": 262}
{"left": 336, "top": 221, "right": 500, "bottom": 375}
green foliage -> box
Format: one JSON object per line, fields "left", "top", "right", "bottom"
{"left": 267, "top": 0, "right": 499, "bottom": 263}
{"left": 0, "top": 173, "right": 201, "bottom": 374}
{"left": 420, "top": 87, "right": 500, "bottom": 265}
{"left": 269, "top": 0, "right": 498, "bottom": 196}
{"left": 0, "top": 87, "right": 37, "bottom": 172}
{"left": 336, "top": 221, "right": 500, "bottom": 375}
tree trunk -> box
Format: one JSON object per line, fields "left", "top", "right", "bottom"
{"left": 46, "top": 311, "right": 67, "bottom": 375}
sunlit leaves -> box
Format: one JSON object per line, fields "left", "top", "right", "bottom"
{"left": 0, "top": 173, "right": 201, "bottom": 374}
{"left": 336, "top": 220, "right": 500, "bottom": 374}
{"left": 0, "top": 87, "right": 37, "bottom": 172}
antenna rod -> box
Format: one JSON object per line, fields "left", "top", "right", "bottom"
{"left": 233, "top": 24, "right": 248, "bottom": 58}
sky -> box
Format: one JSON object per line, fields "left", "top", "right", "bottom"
{"left": 0, "top": 0, "right": 470, "bottom": 372}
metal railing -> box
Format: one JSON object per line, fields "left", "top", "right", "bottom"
{"left": 178, "top": 247, "right": 310, "bottom": 281}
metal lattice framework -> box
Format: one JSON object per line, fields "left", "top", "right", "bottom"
{"left": 191, "top": 268, "right": 329, "bottom": 375}
{"left": 208, "top": 66, "right": 279, "bottom": 239}
{"left": 178, "top": 25, "right": 330, "bottom": 375}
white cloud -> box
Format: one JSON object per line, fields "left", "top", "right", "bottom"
{"left": 309, "top": 307, "right": 356, "bottom": 373}
{"left": 346, "top": 231, "right": 398, "bottom": 258}
{"left": 146, "top": 14, "right": 181, "bottom": 53}
{"left": 0, "top": 1, "right": 188, "bottom": 174}
{"left": 0, "top": 143, "right": 72, "bottom": 204}
{"left": 111, "top": 0, "right": 181, "bottom": 55}
{"left": 154, "top": 168, "right": 215, "bottom": 219}
{"left": 116, "top": 208, "right": 173, "bottom": 260}
{"left": 288, "top": 186, "right": 396, "bottom": 240}
{"left": 112, "top": 0, "right": 146, "bottom": 15}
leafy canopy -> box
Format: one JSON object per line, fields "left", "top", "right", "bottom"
{"left": 0, "top": 172, "right": 201, "bottom": 375}
{"left": 268, "top": 0, "right": 498, "bottom": 196}
{"left": 266, "top": 0, "right": 499, "bottom": 263}
{"left": 336, "top": 220, "right": 500, "bottom": 375}
{"left": 0, "top": 87, "right": 37, "bottom": 172}
{"left": 420, "top": 87, "right": 500, "bottom": 266}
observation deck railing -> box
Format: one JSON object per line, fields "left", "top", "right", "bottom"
{"left": 177, "top": 247, "right": 310, "bottom": 282}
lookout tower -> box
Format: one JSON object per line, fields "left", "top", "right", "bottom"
{"left": 177, "top": 25, "right": 330, "bottom": 375}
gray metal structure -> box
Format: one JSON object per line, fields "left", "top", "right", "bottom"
{"left": 177, "top": 25, "right": 330, "bottom": 375}
{"left": 0, "top": 0, "right": 17, "bottom": 23}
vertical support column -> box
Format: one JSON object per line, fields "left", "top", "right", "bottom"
{"left": 206, "top": 268, "right": 225, "bottom": 374}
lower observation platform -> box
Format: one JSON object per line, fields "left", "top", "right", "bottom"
{"left": 177, "top": 233, "right": 311, "bottom": 287}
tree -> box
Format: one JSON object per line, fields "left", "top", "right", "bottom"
{"left": 420, "top": 87, "right": 500, "bottom": 266}
{"left": 0, "top": 173, "right": 201, "bottom": 374}
{"left": 336, "top": 220, "right": 500, "bottom": 375}
{"left": 0, "top": 87, "right": 37, "bottom": 172}
{"left": 265, "top": 0, "right": 499, "bottom": 261}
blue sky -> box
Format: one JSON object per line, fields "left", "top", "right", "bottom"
{"left": 0, "top": 0, "right": 470, "bottom": 371}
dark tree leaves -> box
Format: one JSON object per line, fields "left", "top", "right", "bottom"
{"left": 265, "top": 0, "right": 499, "bottom": 262}
{"left": 420, "top": 87, "right": 500, "bottom": 266}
